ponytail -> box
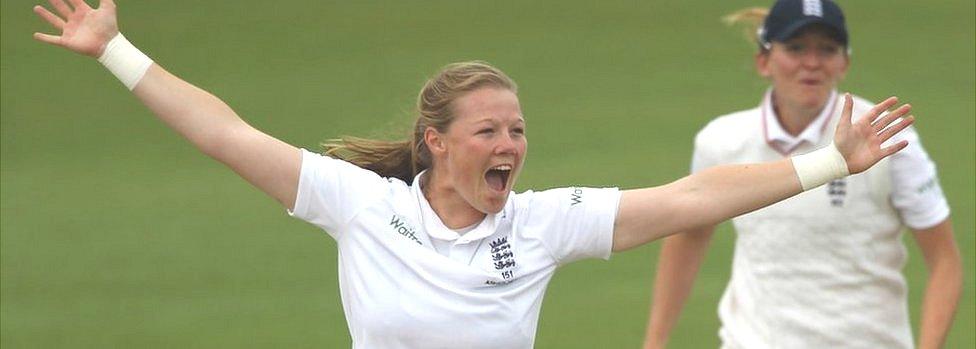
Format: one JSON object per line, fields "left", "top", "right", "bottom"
{"left": 322, "top": 137, "right": 415, "bottom": 183}
{"left": 723, "top": 7, "right": 770, "bottom": 51}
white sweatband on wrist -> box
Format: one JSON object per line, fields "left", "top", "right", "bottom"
{"left": 791, "top": 143, "right": 850, "bottom": 191}
{"left": 97, "top": 33, "right": 153, "bottom": 90}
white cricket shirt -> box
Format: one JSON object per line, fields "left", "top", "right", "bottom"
{"left": 693, "top": 90, "right": 950, "bottom": 349}
{"left": 289, "top": 149, "right": 620, "bottom": 349}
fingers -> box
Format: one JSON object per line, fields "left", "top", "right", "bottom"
{"left": 49, "top": 0, "right": 72, "bottom": 18}
{"left": 66, "top": 0, "right": 92, "bottom": 11}
{"left": 33, "top": 32, "right": 62, "bottom": 46}
{"left": 871, "top": 103, "right": 912, "bottom": 132}
{"left": 839, "top": 93, "right": 853, "bottom": 126}
{"left": 877, "top": 115, "right": 915, "bottom": 143}
{"left": 33, "top": 5, "right": 65, "bottom": 30}
{"left": 862, "top": 96, "right": 899, "bottom": 125}
{"left": 99, "top": 0, "right": 115, "bottom": 9}
{"left": 880, "top": 140, "right": 909, "bottom": 158}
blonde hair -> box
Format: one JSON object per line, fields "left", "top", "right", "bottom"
{"left": 323, "top": 61, "right": 518, "bottom": 184}
{"left": 723, "top": 7, "right": 770, "bottom": 50}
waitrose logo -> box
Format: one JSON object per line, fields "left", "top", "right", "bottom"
{"left": 389, "top": 215, "right": 423, "bottom": 245}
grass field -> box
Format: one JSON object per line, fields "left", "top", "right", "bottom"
{"left": 2, "top": 0, "right": 973, "bottom": 347}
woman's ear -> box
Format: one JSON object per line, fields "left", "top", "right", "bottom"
{"left": 837, "top": 53, "right": 851, "bottom": 82}
{"left": 755, "top": 50, "right": 771, "bottom": 78}
{"left": 424, "top": 127, "right": 446, "bottom": 155}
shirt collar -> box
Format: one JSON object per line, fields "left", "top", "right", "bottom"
{"left": 411, "top": 171, "right": 503, "bottom": 244}
{"left": 762, "top": 89, "right": 839, "bottom": 155}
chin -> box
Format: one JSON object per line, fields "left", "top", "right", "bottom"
{"left": 798, "top": 93, "right": 828, "bottom": 109}
{"left": 479, "top": 195, "right": 509, "bottom": 214}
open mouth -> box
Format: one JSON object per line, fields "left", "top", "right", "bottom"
{"left": 485, "top": 164, "right": 512, "bottom": 193}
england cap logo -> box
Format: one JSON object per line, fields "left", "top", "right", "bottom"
{"left": 759, "top": 0, "right": 848, "bottom": 48}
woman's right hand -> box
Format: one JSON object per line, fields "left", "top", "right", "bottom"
{"left": 33, "top": 0, "right": 119, "bottom": 58}
{"left": 833, "top": 93, "right": 913, "bottom": 175}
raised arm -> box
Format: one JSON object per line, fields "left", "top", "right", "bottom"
{"left": 33, "top": 0, "right": 301, "bottom": 209}
{"left": 612, "top": 94, "right": 913, "bottom": 251}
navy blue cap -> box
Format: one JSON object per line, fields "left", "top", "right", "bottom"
{"left": 759, "top": 0, "right": 848, "bottom": 48}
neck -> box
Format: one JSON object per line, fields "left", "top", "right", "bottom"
{"left": 771, "top": 93, "right": 825, "bottom": 137}
{"left": 422, "top": 170, "right": 486, "bottom": 230}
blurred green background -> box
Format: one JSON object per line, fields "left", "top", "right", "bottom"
{"left": 2, "top": 0, "right": 973, "bottom": 347}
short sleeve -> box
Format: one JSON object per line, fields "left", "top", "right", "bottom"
{"left": 691, "top": 125, "right": 722, "bottom": 174}
{"left": 520, "top": 187, "right": 621, "bottom": 265}
{"left": 888, "top": 127, "right": 951, "bottom": 230}
{"left": 289, "top": 149, "right": 390, "bottom": 239}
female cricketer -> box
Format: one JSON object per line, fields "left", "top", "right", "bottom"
{"left": 34, "top": 0, "right": 918, "bottom": 347}
{"left": 642, "top": 1, "right": 962, "bottom": 348}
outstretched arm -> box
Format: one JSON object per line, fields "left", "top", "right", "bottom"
{"left": 612, "top": 94, "right": 913, "bottom": 251}
{"left": 34, "top": 0, "right": 301, "bottom": 209}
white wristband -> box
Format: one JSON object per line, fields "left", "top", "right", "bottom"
{"left": 791, "top": 143, "right": 850, "bottom": 191}
{"left": 97, "top": 33, "right": 153, "bottom": 90}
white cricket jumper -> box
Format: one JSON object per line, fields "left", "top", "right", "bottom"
{"left": 692, "top": 90, "right": 950, "bottom": 349}
{"left": 289, "top": 149, "right": 620, "bottom": 349}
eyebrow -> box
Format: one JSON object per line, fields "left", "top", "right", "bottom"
{"left": 473, "top": 116, "right": 525, "bottom": 124}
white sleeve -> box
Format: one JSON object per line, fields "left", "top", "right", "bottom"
{"left": 521, "top": 187, "right": 621, "bottom": 265}
{"left": 690, "top": 126, "right": 721, "bottom": 174}
{"left": 888, "top": 127, "right": 951, "bottom": 230}
{"left": 288, "top": 149, "right": 390, "bottom": 239}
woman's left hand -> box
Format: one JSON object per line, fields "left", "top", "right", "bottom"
{"left": 834, "top": 93, "right": 914, "bottom": 174}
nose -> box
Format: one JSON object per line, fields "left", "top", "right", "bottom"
{"left": 801, "top": 50, "right": 823, "bottom": 69}
{"left": 494, "top": 133, "right": 519, "bottom": 155}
